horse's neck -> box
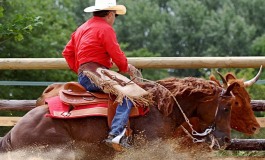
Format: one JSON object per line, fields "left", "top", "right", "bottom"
{"left": 140, "top": 80, "right": 220, "bottom": 128}
{"left": 171, "top": 87, "right": 221, "bottom": 128}
{"left": 171, "top": 104, "right": 196, "bottom": 128}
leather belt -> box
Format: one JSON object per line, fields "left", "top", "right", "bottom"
{"left": 78, "top": 62, "right": 108, "bottom": 75}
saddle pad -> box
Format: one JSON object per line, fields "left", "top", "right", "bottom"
{"left": 45, "top": 96, "right": 149, "bottom": 119}
{"left": 46, "top": 96, "right": 108, "bottom": 118}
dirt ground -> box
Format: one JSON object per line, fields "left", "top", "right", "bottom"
{"left": 0, "top": 139, "right": 264, "bottom": 160}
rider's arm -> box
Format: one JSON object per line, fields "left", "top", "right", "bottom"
{"left": 101, "top": 28, "right": 128, "bottom": 73}
{"left": 62, "top": 32, "right": 78, "bottom": 73}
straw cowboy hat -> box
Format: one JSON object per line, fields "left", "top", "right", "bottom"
{"left": 84, "top": 0, "right": 126, "bottom": 15}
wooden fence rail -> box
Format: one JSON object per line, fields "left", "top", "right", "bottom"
{"left": 0, "top": 57, "right": 265, "bottom": 70}
{"left": 226, "top": 139, "right": 265, "bottom": 151}
{"left": 0, "top": 100, "right": 36, "bottom": 111}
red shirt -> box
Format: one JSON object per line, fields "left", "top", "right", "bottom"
{"left": 62, "top": 16, "right": 128, "bottom": 74}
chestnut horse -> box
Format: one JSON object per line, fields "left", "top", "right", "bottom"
{"left": 0, "top": 77, "right": 236, "bottom": 159}
{"left": 36, "top": 69, "right": 261, "bottom": 136}
{"left": 174, "top": 67, "right": 262, "bottom": 142}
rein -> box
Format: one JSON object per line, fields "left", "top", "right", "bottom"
{"left": 136, "top": 77, "right": 220, "bottom": 142}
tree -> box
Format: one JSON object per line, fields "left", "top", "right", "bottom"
{"left": 115, "top": 1, "right": 169, "bottom": 54}
{"left": 0, "top": 0, "right": 78, "bottom": 99}
{"left": 0, "top": 1, "right": 42, "bottom": 44}
{"left": 114, "top": 0, "right": 259, "bottom": 77}
{"left": 251, "top": 34, "right": 265, "bottom": 56}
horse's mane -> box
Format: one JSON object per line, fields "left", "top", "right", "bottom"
{"left": 142, "top": 77, "right": 220, "bottom": 116}
{"left": 156, "top": 77, "right": 218, "bottom": 96}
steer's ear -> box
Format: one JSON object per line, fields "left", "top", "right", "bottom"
{"left": 224, "top": 82, "right": 238, "bottom": 96}
{"left": 225, "top": 73, "right": 237, "bottom": 82}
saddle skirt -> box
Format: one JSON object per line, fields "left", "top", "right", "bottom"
{"left": 59, "top": 82, "right": 109, "bottom": 106}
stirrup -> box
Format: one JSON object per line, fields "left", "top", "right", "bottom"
{"left": 112, "top": 128, "right": 126, "bottom": 144}
{"left": 119, "top": 135, "right": 132, "bottom": 149}
{"left": 104, "top": 129, "right": 132, "bottom": 151}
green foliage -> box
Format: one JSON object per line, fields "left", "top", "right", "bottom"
{"left": 0, "top": 6, "right": 3, "bottom": 18}
{"left": 125, "top": 47, "right": 169, "bottom": 80}
{"left": 0, "top": 1, "right": 43, "bottom": 44}
{"left": 0, "top": 70, "right": 76, "bottom": 100}
{"left": 165, "top": 0, "right": 256, "bottom": 58}
{"left": 251, "top": 34, "right": 265, "bottom": 56}
{"left": 117, "top": 0, "right": 263, "bottom": 78}
{"left": 0, "top": 0, "right": 264, "bottom": 99}
{"left": 0, "top": 0, "right": 78, "bottom": 99}
{"left": 0, "top": 127, "right": 12, "bottom": 137}
{"left": 116, "top": 0, "right": 169, "bottom": 54}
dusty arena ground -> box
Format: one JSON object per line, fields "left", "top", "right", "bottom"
{"left": 0, "top": 139, "right": 264, "bottom": 160}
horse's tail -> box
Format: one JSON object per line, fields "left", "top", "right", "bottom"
{"left": 0, "top": 131, "right": 13, "bottom": 152}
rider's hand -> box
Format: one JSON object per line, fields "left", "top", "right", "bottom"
{"left": 127, "top": 64, "right": 136, "bottom": 76}
{"left": 127, "top": 64, "right": 143, "bottom": 82}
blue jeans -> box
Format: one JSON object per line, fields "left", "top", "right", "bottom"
{"left": 78, "top": 73, "right": 133, "bottom": 136}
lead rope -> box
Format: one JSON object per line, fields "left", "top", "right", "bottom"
{"left": 134, "top": 76, "right": 214, "bottom": 138}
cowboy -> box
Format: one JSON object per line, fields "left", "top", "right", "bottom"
{"left": 62, "top": 0, "right": 136, "bottom": 148}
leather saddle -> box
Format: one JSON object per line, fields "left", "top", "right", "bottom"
{"left": 57, "top": 81, "right": 148, "bottom": 144}
{"left": 59, "top": 82, "right": 110, "bottom": 106}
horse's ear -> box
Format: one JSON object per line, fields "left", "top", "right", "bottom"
{"left": 224, "top": 82, "right": 238, "bottom": 96}
{"left": 209, "top": 74, "right": 222, "bottom": 87}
